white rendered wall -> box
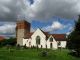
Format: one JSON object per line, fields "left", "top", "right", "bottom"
{"left": 47, "top": 36, "right": 58, "bottom": 49}
{"left": 23, "top": 38, "right": 31, "bottom": 47}
{"left": 31, "top": 29, "right": 46, "bottom": 48}
{"left": 58, "top": 41, "right": 67, "bottom": 48}
{"left": 18, "top": 28, "right": 67, "bottom": 49}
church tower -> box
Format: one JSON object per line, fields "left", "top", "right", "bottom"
{"left": 16, "top": 20, "right": 30, "bottom": 46}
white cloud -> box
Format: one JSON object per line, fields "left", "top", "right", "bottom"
{"left": 0, "top": 0, "right": 29, "bottom": 21}
{"left": 0, "top": 0, "right": 80, "bottom": 22}
{"left": 51, "top": 21, "right": 64, "bottom": 30}
{"left": 42, "top": 21, "right": 65, "bottom": 32}
{"left": 66, "top": 26, "right": 74, "bottom": 35}
{"left": 42, "top": 21, "right": 74, "bottom": 33}
{"left": 66, "top": 32, "right": 71, "bottom": 35}
{"left": 26, "top": 0, "right": 80, "bottom": 21}
{"left": 0, "top": 0, "right": 78, "bottom": 36}
{"left": 0, "top": 22, "right": 16, "bottom": 34}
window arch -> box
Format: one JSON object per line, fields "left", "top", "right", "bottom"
{"left": 50, "top": 37, "right": 53, "bottom": 42}
{"left": 36, "top": 36, "right": 40, "bottom": 45}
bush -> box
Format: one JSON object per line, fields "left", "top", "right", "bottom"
{"left": 41, "top": 45, "right": 42, "bottom": 48}
{"left": 0, "top": 37, "right": 16, "bottom": 46}
{"left": 36, "top": 45, "right": 38, "bottom": 50}
{"left": 75, "top": 48, "right": 80, "bottom": 57}
{"left": 23, "top": 44, "right": 27, "bottom": 49}
{"left": 16, "top": 44, "right": 20, "bottom": 50}
{"left": 39, "top": 51, "right": 48, "bottom": 57}
{"left": 6, "top": 44, "right": 11, "bottom": 49}
{"left": 31, "top": 45, "right": 36, "bottom": 49}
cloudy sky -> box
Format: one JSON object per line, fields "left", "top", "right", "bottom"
{"left": 0, "top": 0, "right": 80, "bottom": 38}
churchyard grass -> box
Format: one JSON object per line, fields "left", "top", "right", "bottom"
{"left": 0, "top": 47, "right": 80, "bottom": 60}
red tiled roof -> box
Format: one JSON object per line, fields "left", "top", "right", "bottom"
{"left": 51, "top": 34, "right": 66, "bottom": 41}
{"left": 24, "top": 29, "right": 66, "bottom": 41}
{"left": 41, "top": 29, "right": 66, "bottom": 41}
{"left": 46, "top": 34, "right": 66, "bottom": 41}
{"left": 24, "top": 33, "right": 66, "bottom": 41}
{"left": 24, "top": 29, "right": 49, "bottom": 39}
{"left": 24, "top": 32, "right": 33, "bottom": 39}
{"left": 0, "top": 36, "right": 5, "bottom": 42}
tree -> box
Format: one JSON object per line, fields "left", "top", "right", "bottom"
{"left": 0, "top": 37, "right": 16, "bottom": 46}
{"left": 68, "top": 15, "right": 80, "bottom": 56}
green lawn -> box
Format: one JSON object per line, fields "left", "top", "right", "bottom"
{"left": 0, "top": 47, "right": 80, "bottom": 60}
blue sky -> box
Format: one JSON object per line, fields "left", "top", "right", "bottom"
{"left": 31, "top": 17, "right": 75, "bottom": 34}
{"left": 29, "top": 0, "right": 75, "bottom": 34}
{"left": 0, "top": 0, "right": 80, "bottom": 38}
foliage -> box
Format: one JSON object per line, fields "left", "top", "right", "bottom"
{"left": 16, "top": 44, "right": 20, "bottom": 50}
{"left": 36, "top": 45, "right": 38, "bottom": 50}
{"left": 40, "top": 51, "right": 48, "bottom": 57}
{"left": 0, "top": 37, "right": 16, "bottom": 46}
{"left": 23, "top": 44, "right": 27, "bottom": 49}
{"left": 31, "top": 45, "right": 36, "bottom": 49}
{"left": 68, "top": 15, "right": 80, "bottom": 57}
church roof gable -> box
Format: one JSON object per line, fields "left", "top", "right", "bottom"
{"left": 31, "top": 28, "right": 46, "bottom": 37}
{"left": 24, "top": 28, "right": 66, "bottom": 41}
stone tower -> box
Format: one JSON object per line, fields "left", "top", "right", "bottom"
{"left": 16, "top": 20, "right": 30, "bottom": 46}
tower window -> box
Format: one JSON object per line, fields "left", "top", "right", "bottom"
{"left": 50, "top": 37, "right": 53, "bottom": 42}
{"left": 36, "top": 36, "right": 40, "bottom": 45}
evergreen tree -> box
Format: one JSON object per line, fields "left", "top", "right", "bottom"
{"left": 68, "top": 15, "right": 80, "bottom": 56}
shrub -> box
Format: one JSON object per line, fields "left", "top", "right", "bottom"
{"left": 40, "top": 51, "right": 48, "bottom": 57}
{"left": 41, "top": 45, "right": 42, "bottom": 49}
{"left": 23, "top": 44, "right": 27, "bottom": 49}
{"left": 31, "top": 45, "right": 36, "bottom": 49}
{"left": 75, "top": 48, "right": 80, "bottom": 57}
{"left": 6, "top": 44, "right": 11, "bottom": 49}
{"left": 16, "top": 44, "right": 20, "bottom": 50}
{"left": 36, "top": 45, "right": 38, "bottom": 50}
{"left": 46, "top": 45, "right": 47, "bottom": 50}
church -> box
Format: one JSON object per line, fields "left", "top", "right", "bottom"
{"left": 16, "top": 20, "right": 67, "bottom": 49}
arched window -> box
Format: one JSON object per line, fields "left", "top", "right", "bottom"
{"left": 50, "top": 37, "right": 53, "bottom": 42}
{"left": 36, "top": 36, "right": 40, "bottom": 45}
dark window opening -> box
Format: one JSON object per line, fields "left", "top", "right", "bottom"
{"left": 50, "top": 37, "right": 53, "bottom": 42}
{"left": 36, "top": 36, "right": 40, "bottom": 45}
{"left": 50, "top": 43, "right": 53, "bottom": 48}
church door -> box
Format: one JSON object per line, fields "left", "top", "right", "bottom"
{"left": 50, "top": 43, "right": 53, "bottom": 48}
